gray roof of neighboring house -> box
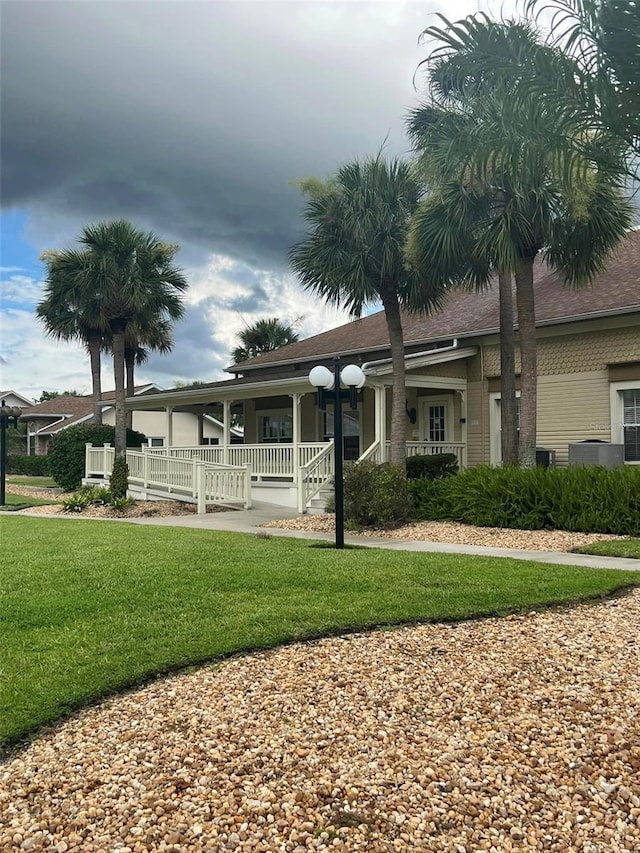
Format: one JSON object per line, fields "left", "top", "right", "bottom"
{"left": 227, "top": 228, "right": 640, "bottom": 375}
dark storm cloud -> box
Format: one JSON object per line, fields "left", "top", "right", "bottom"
{"left": 0, "top": 0, "right": 450, "bottom": 268}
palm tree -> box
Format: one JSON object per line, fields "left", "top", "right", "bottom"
{"left": 290, "top": 156, "right": 444, "bottom": 466}
{"left": 72, "top": 221, "right": 188, "bottom": 457}
{"left": 524, "top": 0, "right": 640, "bottom": 155}
{"left": 37, "top": 249, "right": 106, "bottom": 425}
{"left": 408, "top": 15, "right": 633, "bottom": 465}
{"left": 231, "top": 317, "right": 299, "bottom": 364}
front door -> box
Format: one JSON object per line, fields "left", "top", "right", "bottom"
{"left": 421, "top": 396, "right": 453, "bottom": 444}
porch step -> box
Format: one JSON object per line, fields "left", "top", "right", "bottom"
{"left": 307, "top": 489, "right": 333, "bottom": 515}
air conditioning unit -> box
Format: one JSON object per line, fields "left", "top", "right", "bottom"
{"left": 536, "top": 447, "right": 556, "bottom": 468}
{"left": 568, "top": 441, "right": 625, "bottom": 468}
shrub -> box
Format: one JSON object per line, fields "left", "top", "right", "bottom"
{"left": 109, "top": 456, "right": 129, "bottom": 499}
{"left": 405, "top": 453, "right": 458, "bottom": 481}
{"left": 49, "top": 424, "right": 146, "bottom": 491}
{"left": 408, "top": 464, "right": 640, "bottom": 535}
{"left": 343, "top": 461, "right": 412, "bottom": 529}
{"left": 6, "top": 455, "right": 51, "bottom": 476}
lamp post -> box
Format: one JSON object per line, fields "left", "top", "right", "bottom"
{"left": 1, "top": 401, "right": 22, "bottom": 506}
{"left": 309, "top": 357, "right": 365, "bottom": 549}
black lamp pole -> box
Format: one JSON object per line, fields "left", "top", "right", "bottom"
{"left": 1, "top": 402, "right": 22, "bottom": 506}
{"left": 313, "top": 357, "right": 360, "bottom": 550}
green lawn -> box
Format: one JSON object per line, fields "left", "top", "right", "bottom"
{"left": 0, "top": 493, "right": 60, "bottom": 511}
{"left": 2, "top": 516, "right": 638, "bottom": 747}
{"left": 573, "top": 538, "right": 640, "bottom": 559}
{"left": 6, "top": 475, "right": 57, "bottom": 488}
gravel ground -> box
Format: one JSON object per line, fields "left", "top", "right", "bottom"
{"left": 263, "top": 515, "right": 626, "bottom": 552}
{"left": 2, "top": 591, "right": 639, "bottom": 852}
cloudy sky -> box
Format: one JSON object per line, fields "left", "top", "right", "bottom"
{"left": 1, "top": 0, "right": 492, "bottom": 399}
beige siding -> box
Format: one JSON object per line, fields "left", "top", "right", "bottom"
{"left": 466, "top": 381, "right": 489, "bottom": 466}
{"left": 536, "top": 371, "right": 611, "bottom": 465}
{"left": 102, "top": 409, "right": 222, "bottom": 446}
{"left": 406, "top": 360, "right": 468, "bottom": 379}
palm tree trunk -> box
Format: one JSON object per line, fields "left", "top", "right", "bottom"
{"left": 515, "top": 256, "right": 537, "bottom": 468}
{"left": 381, "top": 289, "right": 407, "bottom": 468}
{"left": 111, "top": 323, "right": 127, "bottom": 458}
{"left": 498, "top": 268, "right": 518, "bottom": 465}
{"left": 87, "top": 332, "right": 103, "bottom": 425}
{"left": 125, "top": 348, "right": 135, "bottom": 430}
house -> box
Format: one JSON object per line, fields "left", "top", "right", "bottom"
{"left": 90, "top": 229, "right": 639, "bottom": 512}
{"left": 1, "top": 390, "right": 34, "bottom": 409}
{"left": 19, "top": 385, "right": 242, "bottom": 455}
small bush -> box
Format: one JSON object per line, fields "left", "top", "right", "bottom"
{"left": 406, "top": 453, "right": 458, "bottom": 481}
{"left": 408, "top": 464, "right": 640, "bottom": 535}
{"left": 109, "top": 456, "right": 129, "bottom": 499}
{"left": 110, "top": 496, "right": 135, "bottom": 514}
{"left": 6, "top": 455, "right": 51, "bottom": 476}
{"left": 49, "top": 424, "right": 146, "bottom": 491}
{"left": 343, "top": 461, "right": 412, "bottom": 529}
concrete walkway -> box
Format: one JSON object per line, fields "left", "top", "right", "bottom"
{"left": 121, "top": 502, "right": 640, "bottom": 573}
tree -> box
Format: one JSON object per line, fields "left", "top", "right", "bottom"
{"left": 36, "top": 390, "right": 80, "bottom": 403}
{"left": 75, "top": 221, "right": 188, "bottom": 457}
{"left": 524, "top": 0, "right": 640, "bottom": 155}
{"left": 290, "top": 156, "right": 444, "bottom": 466}
{"left": 231, "top": 317, "right": 299, "bottom": 364}
{"left": 407, "top": 15, "right": 633, "bottom": 465}
{"left": 37, "top": 250, "right": 106, "bottom": 424}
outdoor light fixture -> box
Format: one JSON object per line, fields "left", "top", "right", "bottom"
{"left": 0, "top": 401, "right": 22, "bottom": 506}
{"left": 309, "top": 357, "right": 365, "bottom": 549}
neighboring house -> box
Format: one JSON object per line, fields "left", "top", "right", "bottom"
{"left": 20, "top": 385, "right": 241, "bottom": 455}
{"left": 104, "top": 229, "right": 638, "bottom": 510}
{"left": 0, "top": 390, "right": 34, "bottom": 409}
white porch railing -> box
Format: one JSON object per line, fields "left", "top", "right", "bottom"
{"left": 145, "top": 443, "right": 329, "bottom": 479}
{"left": 84, "top": 444, "right": 251, "bottom": 509}
{"left": 358, "top": 440, "right": 466, "bottom": 468}
{"left": 297, "top": 441, "right": 335, "bottom": 513}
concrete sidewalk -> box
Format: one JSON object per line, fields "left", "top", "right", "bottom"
{"left": 120, "top": 502, "right": 640, "bottom": 573}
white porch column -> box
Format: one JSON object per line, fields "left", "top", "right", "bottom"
{"left": 223, "top": 400, "right": 231, "bottom": 464}
{"left": 166, "top": 407, "right": 174, "bottom": 447}
{"left": 374, "top": 384, "right": 388, "bottom": 462}
{"left": 291, "top": 392, "right": 302, "bottom": 471}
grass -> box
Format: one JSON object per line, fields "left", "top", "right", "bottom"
{"left": 0, "top": 493, "right": 60, "bottom": 511}
{"left": 573, "top": 538, "right": 640, "bottom": 559}
{"left": 2, "top": 515, "right": 638, "bottom": 747}
{"left": 6, "top": 475, "right": 57, "bottom": 488}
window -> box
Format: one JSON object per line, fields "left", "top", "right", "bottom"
{"left": 622, "top": 389, "right": 640, "bottom": 462}
{"left": 323, "top": 408, "right": 360, "bottom": 460}
{"left": 148, "top": 437, "right": 164, "bottom": 447}
{"left": 201, "top": 437, "right": 220, "bottom": 446}
{"left": 429, "top": 405, "right": 446, "bottom": 442}
{"left": 610, "top": 381, "right": 640, "bottom": 464}
{"left": 260, "top": 414, "right": 293, "bottom": 443}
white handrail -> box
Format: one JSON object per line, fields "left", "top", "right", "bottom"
{"left": 358, "top": 439, "right": 382, "bottom": 464}
{"left": 297, "top": 441, "right": 335, "bottom": 513}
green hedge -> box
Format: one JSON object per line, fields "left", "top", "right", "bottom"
{"left": 343, "top": 461, "right": 412, "bottom": 529}
{"left": 6, "top": 455, "right": 52, "bottom": 476}
{"left": 408, "top": 464, "right": 640, "bottom": 535}
{"left": 49, "top": 424, "right": 146, "bottom": 492}
{"left": 405, "top": 452, "right": 458, "bottom": 480}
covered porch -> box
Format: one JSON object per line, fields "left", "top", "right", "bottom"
{"left": 88, "top": 349, "right": 473, "bottom": 512}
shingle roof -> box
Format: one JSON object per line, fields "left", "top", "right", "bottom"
{"left": 230, "top": 229, "right": 640, "bottom": 373}
{"left": 21, "top": 386, "right": 156, "bottom": 422}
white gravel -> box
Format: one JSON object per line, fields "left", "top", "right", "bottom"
{"left": 2, "top": 591, "right": 639, "bottom": 852}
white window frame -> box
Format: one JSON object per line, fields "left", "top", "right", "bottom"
{"left": 147, "top": 437, "right": 165, "bottom": 447}
{"left": 489, "top": 391, "right": 521, "bottom": 465}
{"left": 610, "top": 380, "right": 640, "bottom": 464}
{"left": 257, "top": 409, "right": 293, "bottom": 444}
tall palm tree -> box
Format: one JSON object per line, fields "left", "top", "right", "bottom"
{"left": 524, "top": 0, "right": 640, "bottom": 155}
{"left": 231, "top": 317, "right": 299, "bottom": 364}
{"left": 408, "top": 15, "right": 633, "bottom": 465}
{"left": 73, "top": 221, "right": 188, "bottom": 457}
{"left": 37, "top": 249, "right": 106, "bottom": 425}
{"left": 121, "top": 318, "right": 173, "bottom": 427}
{"left": 290, "top": 156, "right": 444, "bottom": 466}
